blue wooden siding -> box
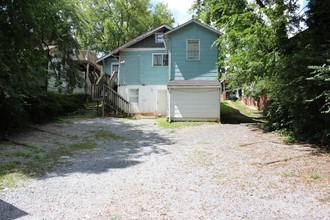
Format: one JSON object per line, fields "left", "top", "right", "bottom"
{"left": 167, "top": 23, "right": 218, "bottom": 80}
{"left": 119, "top": 50, "right": 168, "bottom": 86}
{"left": 103, "top": 57, "right": 119, "bottom": 75}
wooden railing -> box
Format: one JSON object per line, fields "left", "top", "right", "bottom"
{"left": 91, "top": 84, "right": 131, "bottom": 116}
{"left": 107, "top": 71, "right": 118, "bottom": 86}
{"left": 91, "top": 84, "right": 104, "bottom": 101}
{"left": 102, "top": 85, "right": 131, "bottom": 116}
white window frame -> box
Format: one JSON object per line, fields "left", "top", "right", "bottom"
{"left": 128, "top": 89, "right": 139, "bottom": 103}
{"left": 155, "top": 33, "right": 164, "bottom": 44}
{"left": 111, "top": 62, "right": 119, "bottom": 74}
{"left": 186, "top": 39, "right": 200, "bottom": 61}
{"left": 152, "top": 53, "right": 168, "bottom": 66}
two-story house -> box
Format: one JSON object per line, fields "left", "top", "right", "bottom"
{"left": 96, "top": 20, "right": 221, "bottom": 121}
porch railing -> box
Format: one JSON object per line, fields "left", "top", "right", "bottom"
{"left": 91, "top": 84, "right": 131, "bottom": 116}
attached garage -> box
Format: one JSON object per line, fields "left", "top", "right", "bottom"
{"left": 167, "top": 80, "right": 221, "bottom": 122}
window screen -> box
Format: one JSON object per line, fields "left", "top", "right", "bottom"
{"left": 153, "top": 54, "right": 168, "bottom": 66}
{"left": 187, "top": 40, "right": 200, "bottom": 60}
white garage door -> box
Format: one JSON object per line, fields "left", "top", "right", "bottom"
{"left": 169, "top": 88, "right": 220, "bottom": 121}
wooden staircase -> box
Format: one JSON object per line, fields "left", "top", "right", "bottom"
{"left": 91, "top": 83, "right": 131, "bottom": 117}
{"left": 90, "top": 69, "right": 131, "bottom": 117}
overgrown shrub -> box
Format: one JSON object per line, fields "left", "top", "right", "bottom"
{"left": 0, "top": 92, "right": 87, "bottom": 130}
{"left": 0, "top": 92, "right": 29, "bottom": 130}
{"left": 27, "top": 92, "right": 87, "bottom": 123}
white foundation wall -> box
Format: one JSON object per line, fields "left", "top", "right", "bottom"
{"left": 118, "top": 85, "right": 167, "bottom": 115}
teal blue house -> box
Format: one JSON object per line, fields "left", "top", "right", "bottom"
{"left": 97, "top": 20, "right": 221, "bottom": 121}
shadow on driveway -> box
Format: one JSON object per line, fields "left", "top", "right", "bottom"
{"left": 0, "top": 118, "right": 176, "bottom": 179}
{"left": 0, "top": 200, "right": 28, "bottom": 219}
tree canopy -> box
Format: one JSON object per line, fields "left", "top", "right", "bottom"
{"left": 0, "top": 0, "right": 81, "bottom": 128}
{"left": 75, "top": 0, "right": 175, "bottom": 52}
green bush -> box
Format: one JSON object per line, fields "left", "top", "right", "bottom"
{"left": 0, "top": 92, "right": 87, "bottom": 130}
{"left": 0, "top": 92, "right": 29, "bottom": 130}
{"left": 27, "top": 92, "right": 87, "bottom": 123}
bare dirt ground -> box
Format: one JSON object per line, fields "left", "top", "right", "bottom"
{"left": 0, "top": 118, "right": 329, "bottom": 219}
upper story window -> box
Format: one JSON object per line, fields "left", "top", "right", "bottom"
{"left": 155, "top": 33, "right": 164, "bottom": 43}
{"left": 186, "top": 39, "right": 200, "bottom": 61}
{"left": 153, "top": 53, "right": 168, "bottom": 66}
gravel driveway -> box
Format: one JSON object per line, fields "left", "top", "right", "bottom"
{"left": 1, "top": 118, "right": 329, "bottom": 219}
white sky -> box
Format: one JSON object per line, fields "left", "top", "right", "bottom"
{"left": 152, "top": 0, "right": 309, "bottom": 26}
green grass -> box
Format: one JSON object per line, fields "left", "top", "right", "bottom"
{"left": 13, "top": 152, "right": 32, "bottom": 158}
{"left": 281, "top": 135, "right": 297, "bottom": 144}
{"left": 0, "top": 136, "right": 100, "bottom": 190}
{"left": 230, "top": 100, "right": 259, "bottom": 117}
{"left": 0, "top": 173, "right": 27, "bottom": 191}
{"left": 156, "top": 117, "right": 205, "bottom": 129}
{"left": 283, "top": 171, "right": 295, "bottom": 177}
{"left": 274, "top": 129, "right": 300, "bottom": 144}
{"left": 320, "top": 194, "right": 330, "bottom": 203}
{"left": 69, "top": 141, "right": 96, "bottom": 150}
{"left": 221, "top": 100, "right": 264, "bottom": 124}
{"left": 66, "top": 134, "right": 80, "bottom": 140}
{"left": 90, "top": 129, "right": 123, "bottom": 140}
{"left": 310, "top": 170, "right": 321, "bottom": 180}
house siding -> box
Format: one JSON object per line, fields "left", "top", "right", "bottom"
{"left": 166, "top": 23, "right": 218, "bottom": 80}
{"left": 119, "top": 49, "right": 168, "bottom": 86}
{"left": 102, "top": 57, "right": 119, "bottom": 75}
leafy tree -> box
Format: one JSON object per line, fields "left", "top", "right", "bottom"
{"left": 191, "top": 0, "right": 300, "bottom": 83}
{"left": 307, "top": 61, "right": 330, "bottom": 114}
{"left": 152, "top": 2, "right": 175, "bottom": 27}
{"left": 75, "top": 0, "right": 174, "bottom": 53}
{"left": 0, "top": 0, "right": 82, "bottom": 128}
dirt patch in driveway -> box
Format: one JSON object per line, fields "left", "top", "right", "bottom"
{"left": 0, "top": 118, "right": 329, "bottom": 219}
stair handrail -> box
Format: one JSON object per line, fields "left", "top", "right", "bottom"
{"left": 102, "top": 84, "right": 131, "bottom": 115}
{"left": 107, "top": 70, "right": 118, "bottom": 86}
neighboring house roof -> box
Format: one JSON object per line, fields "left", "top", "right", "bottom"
{"left": 111, "top": 24, "right": 172, "bottom": 55}
{"left": 167, "top": 80, "right": 221, "bottom": 88}
{"left": 164, "top": 20, "right": 220, "bottom": 37}
{"left": 96, "top": 53, "right": 116, "bottom": 64}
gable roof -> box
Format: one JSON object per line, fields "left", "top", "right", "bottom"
{"left": 164, "top": 20, "right": 220, "bottom": 36}
{"left": 111, "top": 24, "right": 172, "bottom": 55}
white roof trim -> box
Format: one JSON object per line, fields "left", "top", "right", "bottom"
{"left": 121, "top": 48, "right": 166, "bottom": 52}
{"left": 164, "top": 20, "right": 220, "bottom": 36}
{"left": 96, "top": 53, "right": 117, "bottom": 64}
